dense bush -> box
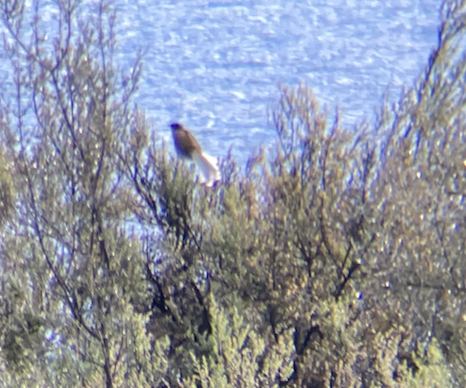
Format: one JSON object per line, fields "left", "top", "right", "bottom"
{"left": 1, "top": 0, "right": 466, "bottom": 387}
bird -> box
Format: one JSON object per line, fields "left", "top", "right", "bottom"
{"left": 170, "top": 123, "right": 221, "bottom": 187}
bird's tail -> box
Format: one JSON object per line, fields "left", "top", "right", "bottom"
{"left": 192, "top": 152, "right": 221, "bottom": 187}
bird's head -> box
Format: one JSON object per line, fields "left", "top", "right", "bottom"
{"left": 170, "top": 123, "right": 183, "bottom": 131}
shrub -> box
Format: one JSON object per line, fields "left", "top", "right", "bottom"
{"left": 1, "top": 0, "right": 466, "bottom": 387}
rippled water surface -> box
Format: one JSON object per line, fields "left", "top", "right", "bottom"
{"left": 2, "top": 0, "right": 443, "bottom": 161}
{"left": 114, "top": 0, "right": 441, "bottom": 160}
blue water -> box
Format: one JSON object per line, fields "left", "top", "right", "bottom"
{"left": 114, "top": 0, "right": 440, "bottom": 161}
{"left": 1, "top": 0, "right": 442, "bottom": 161}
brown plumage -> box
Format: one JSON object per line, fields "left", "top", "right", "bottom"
{"left": 171, "top": 123, "right": 202, "bottom": 158}
{"left": 171, "top": 123, "right": 221, "bottom": 187}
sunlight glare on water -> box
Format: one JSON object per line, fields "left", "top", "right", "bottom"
{"left": 113, "top": 0, "right": 440, "bottom": 160}
{"left": 0, "top": 0, "right": 442, "bottom": 161}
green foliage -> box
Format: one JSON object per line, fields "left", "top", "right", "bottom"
{"left": 182, "top": 296, "right": 294, "bottom": 388}
{"left": 1, "top": 0, "right": 466, "bottom": 387}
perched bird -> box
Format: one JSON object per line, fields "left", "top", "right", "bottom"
{"left": 171, "top": 123, "right": 221, "bottom": 187}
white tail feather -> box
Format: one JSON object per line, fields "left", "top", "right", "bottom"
{"left": 192, "top": 152, "right": 221, "bottom": 187}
